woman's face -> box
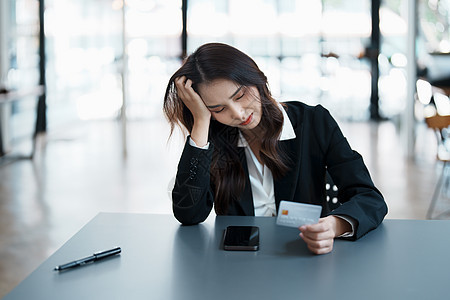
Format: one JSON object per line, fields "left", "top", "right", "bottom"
{"left": 197, "top": 79, "right": 263, "bottom": 131}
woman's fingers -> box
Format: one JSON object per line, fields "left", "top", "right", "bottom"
{"left": 175, "top": 76, "right": 200, "bottom": 102}
{"left": 300, "top": 232, "right": 334, "bottom": 254}
{"left": 174, "top": 76, "right": 211, "bottom": 122}
{"left": 175, "top": 76, "right": 189, "bottom": 99}
{"left": 299, "top": 217, "right": 336, "bottom": 255}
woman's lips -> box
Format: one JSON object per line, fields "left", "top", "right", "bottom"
{"left": 240, "top": 113, "right": 253, "bottom": 126}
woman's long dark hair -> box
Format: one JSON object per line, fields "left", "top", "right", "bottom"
{"left": 163, "top": 43, "right": 290, "bottom": 214}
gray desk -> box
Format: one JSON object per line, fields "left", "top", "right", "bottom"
{"left": 3, "top": 213, "right": 450, "bottom": 300}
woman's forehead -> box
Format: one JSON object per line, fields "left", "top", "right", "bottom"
{"left": 198, "top": 79, "right": 241, "bottom": 101}
{"left": 202, "top": 79, "right": 239, "bottom": 90}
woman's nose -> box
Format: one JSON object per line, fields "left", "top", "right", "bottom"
{"left": 230, "top": 103, "right": 245, "bottom": 120}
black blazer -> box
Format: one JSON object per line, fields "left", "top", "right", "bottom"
{"left": 172, "top": 101, "right": 387, "bottom": 240}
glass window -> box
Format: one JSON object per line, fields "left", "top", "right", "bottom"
{"left": 187, "top": 0, "right": 372, "bottom": 120}
{"left": 7, "top": 0, "right": 446, "bottom": 127}
{"left": 4, "top": 0, "right": 40, "bottom": 142}
{"left": 417, "top": 0, "right": 450, "bottom": 89}
{"left": 45, "top": 0, "right": 182, "bottom": 123}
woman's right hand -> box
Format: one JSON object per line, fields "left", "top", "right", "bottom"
{"left": 175, "top": 76, "right": 211, "bottom": 147}
{"left": 175, "top": 76, "right": 211, "bottom": 123}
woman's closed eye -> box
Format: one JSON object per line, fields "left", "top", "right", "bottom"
{"left": 234, "top": 89, "right": 245, "bottom": 101}
{"left": 211, "top": 107, "right": 225, "bottom": 113}
{"left": 235, "top": 91, "right": 245, "bottom": 101}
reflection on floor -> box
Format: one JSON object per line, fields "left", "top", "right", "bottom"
{"left": 0, "top": 112, "right": 446, "bottom": 297}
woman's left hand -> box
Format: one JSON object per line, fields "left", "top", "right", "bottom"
{"left": 299, "top": 216, "right": 350, "bottom": 255}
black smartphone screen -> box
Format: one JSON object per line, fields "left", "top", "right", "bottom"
{"left": 223, "top": 226, "right": 259, "bottom": 251}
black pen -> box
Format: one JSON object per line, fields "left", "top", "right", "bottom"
{"left": 54, "top": 247, "right": 121, "bottom": 271}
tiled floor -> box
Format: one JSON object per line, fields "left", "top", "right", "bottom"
{"left": 0, "top": 110, "right": 446, "bottom": 298}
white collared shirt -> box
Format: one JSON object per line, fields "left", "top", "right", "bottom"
{"left": 237, "top": 105, "right": 296, "bottom": 216}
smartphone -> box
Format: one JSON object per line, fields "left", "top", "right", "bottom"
{"left": 223, "top": 226, "right": 259, "bottom": 251}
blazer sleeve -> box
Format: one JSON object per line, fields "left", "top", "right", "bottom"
{"left": 312, "top": 106, "right": 388, "bottom": 240}
{"left": 172, "top": 137, "right": 215, "bottom": 225}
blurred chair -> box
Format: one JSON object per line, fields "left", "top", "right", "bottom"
{"left": 416, "top": 78, "right": 450, "bottom": 117}
{"left": 425, "top": 114, "right": 450, "bottom": 219}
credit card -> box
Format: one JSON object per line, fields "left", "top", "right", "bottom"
{"left": 276, "top": 201, "right": 322, "bottom": 228}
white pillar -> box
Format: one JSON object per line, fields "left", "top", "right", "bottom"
{"left": 403, "top": 0, "right": 417, "bottom": 158}
{"left": 0, "top": 0, "right": 8, "bottom": 84}
{"left": 0, "top": 0, "right": 11, "bottom": 153}
{"left": 121, "top": 0, "right": 128, "bottom": 158}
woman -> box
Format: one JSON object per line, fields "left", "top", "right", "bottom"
{"left": 163, "top": 43, "right": 387, "bottom": 254}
